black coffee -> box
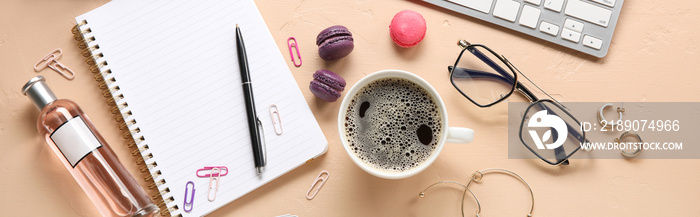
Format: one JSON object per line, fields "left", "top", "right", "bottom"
{"left": 344, "top": 77, "right": 442, "bottom": 172}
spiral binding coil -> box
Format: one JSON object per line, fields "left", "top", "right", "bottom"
{"left": 72, "top": 21, "right": 177, "bottom": 216}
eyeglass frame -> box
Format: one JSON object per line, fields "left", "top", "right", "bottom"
{"left": 518, "top": 99, "right": 586, "bottom": 165}
{"left": 448, "top": 40, "right": 519, "bottom": 108}
{"left": 447, "top": 39, "right": 588, "bottom": 165}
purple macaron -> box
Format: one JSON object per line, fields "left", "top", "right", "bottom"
{"left": 310, "top": 69, "right": 346, "bottom": 102}
{"left": 316, "top": 25, "right": 354, "bottom": 61}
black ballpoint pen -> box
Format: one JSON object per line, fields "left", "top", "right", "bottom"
{"left": 236, "top": 24, "right": 266, "bottom": 174}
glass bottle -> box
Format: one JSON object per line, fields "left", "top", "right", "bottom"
{"left": 22, "top": 76, "right": 159, "bottom": 217}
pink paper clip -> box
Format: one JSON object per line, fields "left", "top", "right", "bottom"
{"left": 207, "top": 167, "right": 221, "bottom": 202}
{"left": 306, "top": 170, "right": 329, "bottom": 200}
{"left": 287, "top": 37, "right": 302, "bottom": 67}
{"left": 196, "top": 166, "right": 229, "bottom": 177}
{"left": 34, "top": 48, "right": 75, "bottom": 80}
{"left": 269, "top": 104, "right": 283, "bottom": 135}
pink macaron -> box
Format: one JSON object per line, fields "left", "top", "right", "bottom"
{"left": 389, "top": 10, "right": 427, "bottom": 48}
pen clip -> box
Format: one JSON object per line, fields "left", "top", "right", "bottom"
{"left": 256, "top": 117, "right": 267, "bottom": 165}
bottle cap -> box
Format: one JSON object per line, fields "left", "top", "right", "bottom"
{"left": 22, "top": 76, "right": 58, "bottom": 110}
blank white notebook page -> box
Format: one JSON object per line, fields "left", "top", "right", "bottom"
{"left": 76, "top": 0, "right": 328, "bottom": 216}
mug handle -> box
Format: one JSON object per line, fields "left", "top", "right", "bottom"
{"left": 446, "top": 127, "right": 474, "bottom": 143}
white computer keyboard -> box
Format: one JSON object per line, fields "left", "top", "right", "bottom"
{"left": 423, "top": 0, "right": 624, "bottom": 58}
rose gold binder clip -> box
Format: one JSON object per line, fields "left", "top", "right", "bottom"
{"left": 34, "top": 48, "right": 75, "bottom": 80}
{"left": 306, "top": 170, "right": 329, "bottom": 200}
{"left": 208, "top": 167, "right": 222, "bottom": 202}
{"left": 196, "top": 166, "right": 229, "bottom": 177}
{"left": 287, "top": 37, "right": 302, "bottom": 67}
{"left": 269, "top": 104, "right": 283, "bottom": 135}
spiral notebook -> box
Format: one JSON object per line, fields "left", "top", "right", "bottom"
{"left": 72, "top": 0, "right": 328, "bottom": 216}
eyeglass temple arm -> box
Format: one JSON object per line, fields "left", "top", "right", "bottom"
{"left": 466, "top": 46, "right": 515, "bottom": 83}
{"left": 551, "top": 130, "right": 570, "bottom": 165}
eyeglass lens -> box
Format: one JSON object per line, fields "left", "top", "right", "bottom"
{"left": 519, "top": 100, "right": 583, "bottom": 165}
{"left": 451, "top": 45, "right": 516, "bottom": 107}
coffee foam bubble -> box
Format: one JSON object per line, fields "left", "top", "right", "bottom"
{"left": 345, "top": 77, "right": 442, "bottom": 172}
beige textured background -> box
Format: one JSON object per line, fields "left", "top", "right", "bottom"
{"left": 1, "top": 0, "right": 699, "bottom": 216}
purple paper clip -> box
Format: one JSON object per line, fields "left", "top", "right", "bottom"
{"left": 183, "top": 181, "right": 195, "bottom": 212}
{"left": 287, "top": 37, "right": 302, "bottom": 67}
{"left": 196, "top": 166, "right": 228, "bottom": 177}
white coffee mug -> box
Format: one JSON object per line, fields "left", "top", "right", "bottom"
{"left": 338, "top": 69, "right": 474, "bottom": 179}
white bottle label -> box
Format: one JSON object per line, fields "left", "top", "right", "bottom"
{"left": 50, "top": 116, "right": 103, "bottom": 167}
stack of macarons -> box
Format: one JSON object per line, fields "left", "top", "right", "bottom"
{"left": 310, "top": 25, "right": 354, "bottom": 102}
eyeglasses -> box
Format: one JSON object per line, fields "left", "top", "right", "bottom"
{"left": 448, "top": 39, "right": 587, "bottom": 165}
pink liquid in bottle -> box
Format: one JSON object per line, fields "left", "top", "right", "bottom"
{"left": 23, "top": 76, "right": 159, "bottom": 217}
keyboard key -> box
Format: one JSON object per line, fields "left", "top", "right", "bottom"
{"left": 564, "top": 18, "right": 584, "bottom": 32}
{"left": 565, "top": 0, "right": 612, "bottom": 27}
{"left": 525, "top": 0, "right": 541, "bottom": 5}
{"left": 544, "top": 0, "right": 564, "bottom": 12}
{"left": 583, "top": 35, "right": 603, "bottom": 49}
{"left": 539, "top": 21, "right": 560, "bottom": 36}
{"left": 561, "top": 28, "right": 581, "bottom": 43}
{"left": 591, "top": 0, "right": 615, "bottom": 7}
{"left": 493, "top": 0, "right": 521, "bottom": 22}
{"left": 519, "top": 5, "right": 541, "bottom": 29}
{"left": 447, "top": 0, "right": 494, "bottom": 14}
